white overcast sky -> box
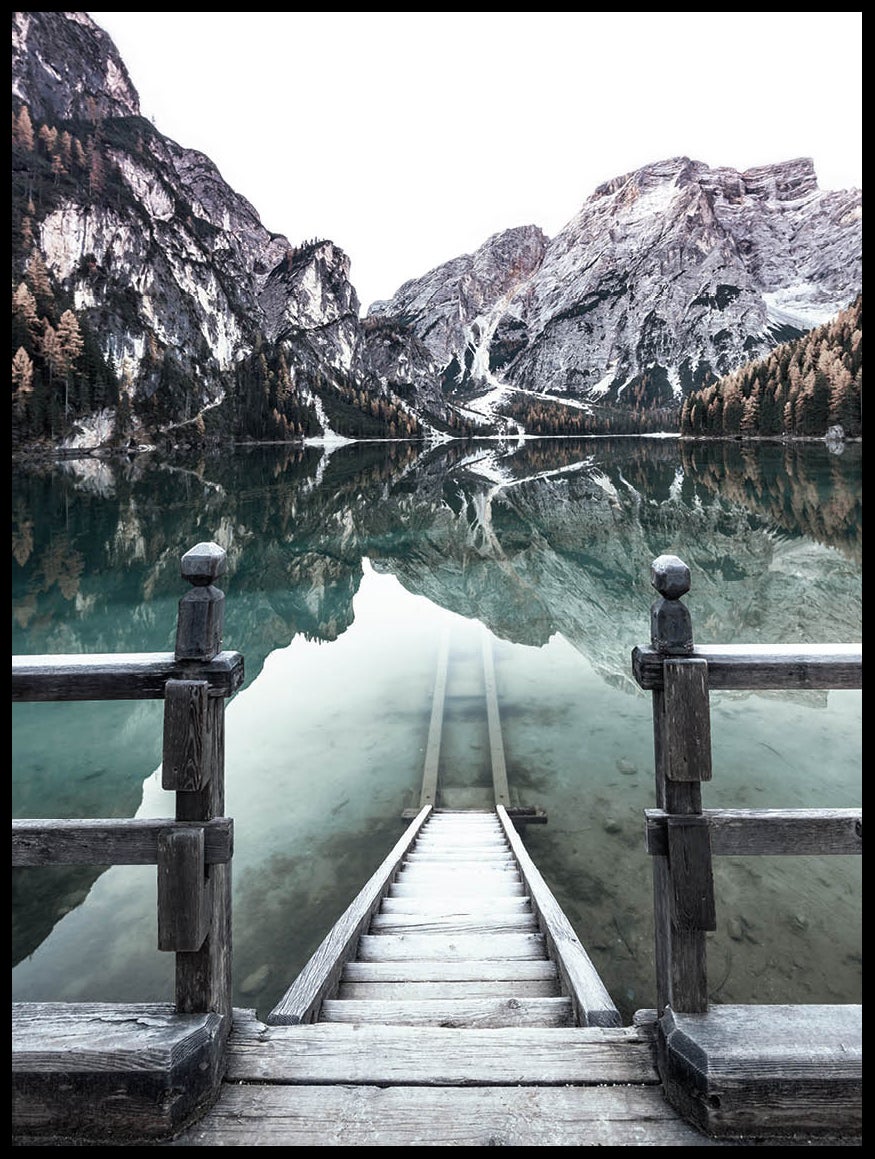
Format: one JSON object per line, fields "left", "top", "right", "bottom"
{"left": 87, "top": 11, "right": 861, "bottom": 312}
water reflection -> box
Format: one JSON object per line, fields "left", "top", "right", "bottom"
{"left": 12, "top": 437, "right": 861, "bottom": 1022}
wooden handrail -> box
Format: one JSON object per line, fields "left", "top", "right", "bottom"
{"left": 267, "top": 806, "right": 433, "bottom": 1025}
{"left": 644, "top": 808, "right": 862, "bottom": 857}
{"left": 12, "top": 651, "right": 243, "bottom": 701}
{"left": 11, "top": 541, "right": 237, "bottom": 1019}
{"left": 632, "top": 553, "right": 862, "bottom": 1017}
{"left": 496, "top": 805, "right": 621, "bottom": 1028}
{"left": 632, "top": 643, "right": 861, "bottom": 690}
{"left": 11, "top": 817, "right": 234, "bottom": 866}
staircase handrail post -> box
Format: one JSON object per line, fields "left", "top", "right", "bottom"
{"left": 647, "top": 554, "right": 714, "bottom": 1015}
{"left": 160, "top": 542, "right": 233, "bottom": 1018}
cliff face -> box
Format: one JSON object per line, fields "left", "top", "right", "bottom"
{"left": 373, "top": 156, "right": 862, "bottom": 407}
{"left": 12, "top": 13, "right": 379, "bottom": 439}
{"left": 11, "top": 12, "right": 862, "bottom": 450}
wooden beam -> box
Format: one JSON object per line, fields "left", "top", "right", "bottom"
{"left": 11, "top": 651, "right": 244, "bottom": 702}
{"left": 420, "top": 629, "right": 448, "bottom": 809}
{"left": 497, "top": 806, "right": 620, "bottom": 1028}
{"left": 665, "top": 815, "right": 716, "bottom": 932}
{"left": 11, "top": 818, "right": 233, "bottom": 866}
{"left": 12, "top": 1002, "right": 226, "bottom": 1142}
{"left": 162, "top": 679, "right": 210, "bottom": 790}
{"left": 657, "top": 1004, "right": 862, "bottom": 1138}
{"left": 645, "top": 808, "right": 862, "bottom": 857}
{"left": 482, "top": 633, "right": 510, "bottom": 808}
{"left": 157, "top": 828, "right": 211, "bottom": 953}
{"left": 663, "top": 658, "right": 711, "bottom": 782}
{"left": 632, "top": 643, "right": 861, "bottom": 692}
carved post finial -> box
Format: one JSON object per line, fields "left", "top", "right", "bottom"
{"left": 175, "top": 542, "right": 226, "bottom": 661}
{"left": 650, "top": 553, "right": 693, "bottom": 654}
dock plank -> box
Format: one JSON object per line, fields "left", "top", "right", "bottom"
{"left": 225, "top": 1013, "right": 660, "bottom": 1083}
{"left": 319, "top": 996, "right": 574, "bottom": 1027}
{"left": 163, "top": 1083, "right": 728, "bottom": 1147}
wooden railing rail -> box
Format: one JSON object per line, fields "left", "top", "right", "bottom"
{"left": 12, "top": 652, "right": 243, "bottom": 701}
{"left": 632, "top": 554, "right": 862, "bottom": 1016}
{"left": 11, "top": 541, "right": 243, "bottom": 1018}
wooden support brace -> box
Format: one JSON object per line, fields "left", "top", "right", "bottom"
{"left": 157, "top": 827, "right": 212, "bottom": 952}
{"left": 667, "top": 814, "right": 717, "bottom": 932}
{"left": 664, "top": 658, "right": 712, "bottom": 782}
{"left": 162, "top": 679, "right": 210, "bottom": 790}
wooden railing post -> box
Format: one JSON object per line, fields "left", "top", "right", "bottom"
{"left": 159, "top": 542, "right": 232, "bottom": 1018}
{"left": 647, "top": 554, "right": 715, "bottom": 1015}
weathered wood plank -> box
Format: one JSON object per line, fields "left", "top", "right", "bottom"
{"left": 388, "top": 879, "right": 526, "bottom": 896}
{"left": 369, "top": 912, "right": 539, "bottom": 934}
{"left": 645, "top": 808, "right": 863, "bottom": 857}
{"left": 663, "top": 658, "right": 712, "bottom": 782}
{"left": 413, "top": 828, "right": 505, "bottom": 837}
{"left": 393, "top": 876, "right": 520, "bottom": 894}
{"left": 497, "top": 805, "right": 621, "bottom": 1028}
{"left": 404, "top": 849, "right": 513, "bottom": 861}
{"left": 419, "top": 627, "right": 448, "bottom": 809}
{"left": 172, "top": 694, "right": 231, "bottom": 1017}
{"left": 11, "top": 817, "right": 233, "bottom": 867}
{"left": 12, "top": 1002, "right": 226, "bottom": 1142}
{"left": 666, "top": 815, "right": 716, "bottom": 932}
{"left": 11, "top": 651, "right": 244, "bottom": 702}
{"left": 396, "top": 862, "right": 517, "bottom": 876}
{"left": 224, "top": 1011, "right": 660, "bottom": 1084}
{"left": 157, "top": 828, "right": 211, "bottom": 953}
{"left": 337, "top": 979, "right": 561, "bottom": 1000}
{"left": 651, "top": 854, "right": 673, "bottom": 1016}
{"left": 658, "top": 1004, "right": 862, "bottom": 1138}
{"left": 357, "top": 933, "right": 547, "bottom": 962}
{"left": 482, "top": 630, "right": 511, "bottom": 807}
{"left": 162, "top": 679, "right": 209, "bottom": 790}
{"left": 632, "top": 644, "right": 862, "bottom": 692}
{"left": 380, "top": 895, "right": 531, "bottom": 914}
{"left": 267, "top": 807, "right": 431, "bottom": 1025}
{"left": 319, "top": 996, "right": 574, "bottom": 1027}
{"left": 650, "top": 687, "right": 708, "bottom": 1014}
{"left": 341, "top": 960, "right": 559, "bottom": 983}
{"left": 165, "top": 1083, "right": 723, "bottom": 1147}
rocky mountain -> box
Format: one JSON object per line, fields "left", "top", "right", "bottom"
{"left": 11, "top": 11, "right": 450, "bottom": 451}
{"left": 11, "top": 12, "right": 862, "bottom": 453}
{"left": 372, "top": 157, "right": 862, "bottom": 413}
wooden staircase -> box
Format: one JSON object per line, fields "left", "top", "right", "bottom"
{"left": 160, "top": 808, "right": 727, "bottom": 1146}
{"left": 267, "top": 804, "right": 619, "bottom": 1030}
{"left": 320, "top": 810, "right": 574, "bottom": 1029}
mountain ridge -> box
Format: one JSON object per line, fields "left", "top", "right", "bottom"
{"left": 11, "top": 11, "right": 862, "bottom": 453}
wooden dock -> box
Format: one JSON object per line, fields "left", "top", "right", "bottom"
{"left": 11, "top": 545, "right": 862, "bottom": 1147}
{"left": 157, "top": 807, "right": 726, "bottom": 1147}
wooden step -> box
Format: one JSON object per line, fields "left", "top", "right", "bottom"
{"left": 231, "top": 1011, "right": 660, "bottom": 1085}
{"left": 388, "top": 880, "right": 526, "bottom": 897}
{"left": 319, "top": 996, "right": 574, "bottom": 1027}
{"left": 268, "top": 807, "right": 618, "bottom": 1033}
{"left": 341, "top": 960, "right": 560, "bottom": 984}
{"left": 321, "top": 809, "right": 579, "bottom": 1032}
{"left": 337, "top": 979, "right": 562, "bottom": 1000}
{"left": 403, "top": 851, "right": 514, "bottom": 862}
{"left": 356, "top": 933, "right": 548, "bottom": 962}
{"left": 369, "top": 912, "right": 539, "bottom": 934}
{"left": 379, "top": 895, "right": 532, "bottom": 914}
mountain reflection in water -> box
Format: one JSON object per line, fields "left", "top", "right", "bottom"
{"left": 12, "top": 437, "right": 862, "bottom": 1024}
